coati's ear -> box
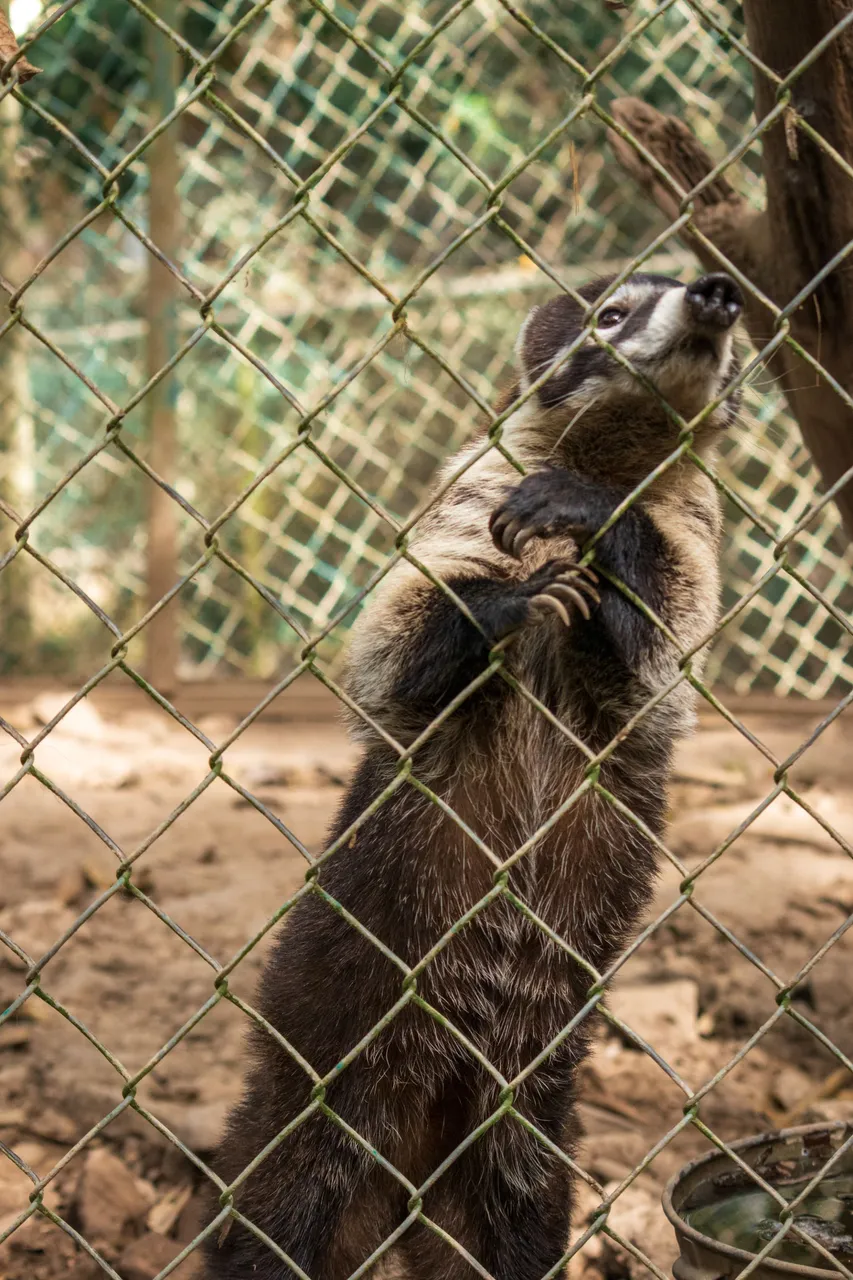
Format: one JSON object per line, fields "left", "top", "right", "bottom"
{"left": 494, "top": 378, "right": 521, "bottom": 417}
{"left": 493, "top": 304, "right": 541, "bottom": 414}
{"left": 513, "top": 304, "right": 540, "bottom": 391}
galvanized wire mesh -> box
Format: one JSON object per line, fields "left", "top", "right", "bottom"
{"left": 3, "top": 2, "right": 853, "bottom": 1280}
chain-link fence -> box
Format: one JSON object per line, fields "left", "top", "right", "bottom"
{"left": 1, "top": 0, "right": 852, "bottom": 694}
{"left": 3, "top": 1, "right": 853, "bottom": 1279}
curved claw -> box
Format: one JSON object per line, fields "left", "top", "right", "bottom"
{"left": 498, "top": 515, "right": 523, "bottom": 555}
{"left": 487, "top": 508, "right": 500, "bottom": 533}
{"left": 548, "top": 573, "right": 601, "bottom": 601}
{"left": 531, "top": 592, "right": 572, "bottom": 628}
{"left": 554, "top": 574, "right": 600, "bottom": 606}
{"left": 489, "top": 510, "right": 511, "bottom": 544}
{"left": 511, "top": 526, "right": 538, "bottom": 559}
{"left": 546, "top": 583, "right": 592, "bottom": 621}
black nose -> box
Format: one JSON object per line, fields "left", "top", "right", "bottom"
{"left": 685, "top": 273, "right": 743, "bottom": 331}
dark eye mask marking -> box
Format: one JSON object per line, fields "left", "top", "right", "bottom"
{"left": 613, "top": 293, "right": 668, "bottom": 343}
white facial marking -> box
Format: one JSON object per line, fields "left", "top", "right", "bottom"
{"left": 619, "top": 286, "right": 688, "bottom": 359}
{"left": 717, "top": 331, "right": 734, "bottom": 370}
{"left": 598, "top": 283, "right": 647, "bottom": 313}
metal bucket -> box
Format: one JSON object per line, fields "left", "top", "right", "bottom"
{"left": 664, "top": 1122, "right": 853, "bottom": 1280}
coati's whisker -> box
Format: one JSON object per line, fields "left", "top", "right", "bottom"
{"left": 548, "top": 393, "right": 602, "bottom": 456}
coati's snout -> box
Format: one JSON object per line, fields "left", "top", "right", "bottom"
{"left": 685, "top": 273, "right": 743, "bottom": 332}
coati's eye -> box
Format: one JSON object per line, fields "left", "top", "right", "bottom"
{"left": 596, "top": 307, "right": 627, "bottom": 329}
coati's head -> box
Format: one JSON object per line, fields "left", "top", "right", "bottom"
{"left": 504, "top": 272, "right": 744, "bottom": 482}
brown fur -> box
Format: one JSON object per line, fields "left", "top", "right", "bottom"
{"left": 205, "top": 273, "right": 742, "bottom": 1280}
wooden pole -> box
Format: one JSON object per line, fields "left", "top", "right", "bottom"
{"left": 0, "top": 0, "right": 36, "bottom": 674}
{"left": 144, "top": 1, "right": 181, "bottom": 692}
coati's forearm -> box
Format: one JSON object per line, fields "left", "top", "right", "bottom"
{"left": 490, "top": 468, "right": 668, "bottom": 670}
{"left": 389, "top": 562, "right": 594, "bottom": 721}
{"left": 578, "top": 489, "right": 668, "bottom": 672}
{"left": 388, "top": 576, "right": 527, "bottom": 721}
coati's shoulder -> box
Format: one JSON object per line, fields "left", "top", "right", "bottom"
{"left": 342, "top": 443, "right": 516, "bottom": 742}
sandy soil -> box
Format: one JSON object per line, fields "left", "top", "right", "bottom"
{"left": 1, "top": 687, "right": 852, "bottom": 1280}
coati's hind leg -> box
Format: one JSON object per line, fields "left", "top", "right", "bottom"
{"left": 387, "top": 559, "right": 598, "bottom": 722}
{"left": 206, "top": 1021, "right": 468, "bottom": 1280}
{"left": 399, "top": 1176, "right": 572, "bottom": 1280}
{"left": 490, "top": 468, "right": 667, "bottom": 670}
{"left": 397, "top": 1134, "right": 573, "bottom": 1280}
{"left": 396, "top": 1065, "right": 577, "bottom": 1280}
{"left": 205, "top": 1111, "right": 405, "bottom": 1280}
{"left": 479, "top": 1159, "right": 573, "bottom": 1280}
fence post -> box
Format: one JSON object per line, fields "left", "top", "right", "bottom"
{"left": 0, "top": 0, "right": 35, "bottom": 676}
{"left": 144, "top": 0, "right": 181, "bottom": 693}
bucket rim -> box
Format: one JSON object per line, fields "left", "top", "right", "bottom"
{"left": 662, "top": 1121, "right": 853, "bottom": 1279}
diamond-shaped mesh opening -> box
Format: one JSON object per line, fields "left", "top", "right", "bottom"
{"left": 3, "top": 1, "right": 853, "bottom": 1279}
{"left": 5, "top": 0, "right": 851, "bottom": 687}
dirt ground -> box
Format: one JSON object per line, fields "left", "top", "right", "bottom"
{"left": 1, "top": 684, "right": 853, "bottom": 1280}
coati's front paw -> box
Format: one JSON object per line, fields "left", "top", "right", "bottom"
{"left": 522, "top": 560, "right": 599, "bottom": 626}
{"left": 490, "top": 469, "right": 600, "bottom": 560}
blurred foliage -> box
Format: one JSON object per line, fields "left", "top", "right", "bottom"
{"left": 10, "top": 0, "right": 836, "bottom": 697}
{"left": 22, "top": 1, "right": 749, "bottom": 201}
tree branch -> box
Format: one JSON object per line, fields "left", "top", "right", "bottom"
{"left": 0, "top": 7, "right": 40, "bottom": 83}
{"left": 607, "top": 0, "right": 853, "bottom": 540}
{"left": 607, "top": 96, "right": 773, "bottom": 342}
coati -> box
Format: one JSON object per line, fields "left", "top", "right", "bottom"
{"left": 206, "top": 271, "right": 744, "bottom": 1280}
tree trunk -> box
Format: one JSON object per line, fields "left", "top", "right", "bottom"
{"left": 143, "top": 1, "right": 181, "bottom": 694}
{"left": 607, "top": 0, "right": 853, "bottom": 539}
